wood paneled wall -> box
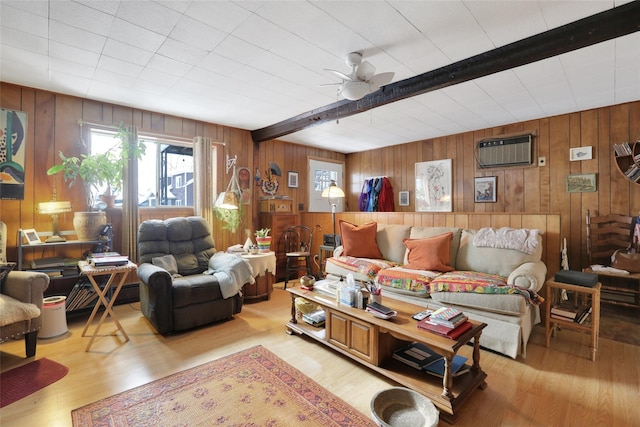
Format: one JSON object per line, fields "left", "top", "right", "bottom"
{"left": 343, "top": 102, "right": 640, "bottom": 271}
{"left": 2, "top": 81, "right": 638, "bottom": 274}
{"left": 0, "top": 83, "right": 253, "bottom": 259}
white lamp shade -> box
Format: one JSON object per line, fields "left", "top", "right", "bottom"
{"left": 321, "top": 184, "right": 345, "bottom": 199}
{"left": 38, "top": 201, "right": 72, "bottom": 214}
{"left": 214, "top": 191, "right": 239, "bottom": 210}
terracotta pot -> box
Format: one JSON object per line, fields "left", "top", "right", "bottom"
{"left": 255, "top": 236, "right": 272, "bottom": 252}
{"left": 73, "top": 211, "right": 107, "bottom": 241}
{"left": 99, "top": 194, "right": 117, "bottom": 208}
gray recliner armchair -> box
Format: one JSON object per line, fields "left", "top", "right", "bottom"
{"left": 0, "top": 220, "right": 50, "bottom": 357}
{"left": 137, "top": 216, "right": 243, "bottom": 334}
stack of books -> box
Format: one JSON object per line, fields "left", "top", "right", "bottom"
{"left": 393, "top": 342, "right": 470, "bottom": 378}
{"left": 416, "top": 306, "right": 472, "bottom": 339}
{"left": 550, "top": 303, "right": 592, "bottom": 324}
{"left": 30, "top": 257, "right": 79, "bottom": 277}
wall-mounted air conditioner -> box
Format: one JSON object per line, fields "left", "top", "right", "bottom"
{"left": 477, "top": 134, "right": 533, "bottom": 168}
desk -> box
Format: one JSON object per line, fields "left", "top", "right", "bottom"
{"left": 241, "top": 252, "right": 276, "bottom": 302}
{"left": 318, "top": 245, "right": 335, "bottom": 277}
{"left": 78, "top": 260, "right": 137, "bottom": 351}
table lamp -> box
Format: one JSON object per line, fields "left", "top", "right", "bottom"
{"left": 321, "top": 180, "right": 345, "bottom": 248}
{"left": 38, "top": 200, "right": 72, "bottom": 242}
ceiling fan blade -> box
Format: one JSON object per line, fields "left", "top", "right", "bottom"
{"left": 324, "top": 69, "right": 351, "bottom": 81}
{"left": 368, "top": 72, "right": 395, "bottom": 89}
{"left": 356, "top": 61, "right": 376, "bottom": 81}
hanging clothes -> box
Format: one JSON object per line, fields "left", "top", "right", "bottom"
{"left": 367, "top": 177, "right": 382, "bottom": 212}
{"left": 359, "top": 179, "right": 370, "bottom": 212}
{"left": 378, "top": 177, "right": 395, "bottom": 212}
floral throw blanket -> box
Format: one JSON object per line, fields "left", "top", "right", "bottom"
{"left": 326, "top": 256, "right": 396, "bottom": 280}
{"left": 429, "top": 271, "right": 544, "bottom": 306}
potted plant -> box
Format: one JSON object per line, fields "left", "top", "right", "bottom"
{"left": 215, "top": 205, "right": 243, "bottom": 233}
{"left": 255, "top": 228, "right": 272, "bottom": 252}
{"left": 46, "top": 124, "right": 145, "bottom": 240}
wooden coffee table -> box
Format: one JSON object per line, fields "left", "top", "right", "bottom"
{"left": 286, "top": 287, "right": 487, "bottom": 423}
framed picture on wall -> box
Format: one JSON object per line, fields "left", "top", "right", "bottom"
{"left": 474, "top": 176, "right": 497, "bottom": 203}
{"left": 569, "top": 146, "right": 593, "bottom": 161}
{"left": 288, "top": 171, "right": 299, "bottom": 188}
{"left": 566, "top": 173, "right": 597, "bottom": 192}
{"left": 415, "top": 159, "right": 452, "bottom": 212}
{"left": 398, "top": 191, "right": 410, "bottom": 207}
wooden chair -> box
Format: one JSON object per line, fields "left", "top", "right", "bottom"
{"left": 281, "top": 226, "right": 313, "bottom": 289}
{"left": 584, "top": 209, "right": 640, "bottom": 309}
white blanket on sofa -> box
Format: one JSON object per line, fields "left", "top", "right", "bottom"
{"left": 206, "top": 253, "right": 255, "bottom": 299}
{"left": 473, "top": 227, "right": 540, "bottom": 254}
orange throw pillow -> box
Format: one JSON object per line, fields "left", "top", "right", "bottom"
{"left": 403, "top": 232, "right": 454, "bottom": 272}
{"left": 339, "top": 220, "right": 383, "bottom": 259}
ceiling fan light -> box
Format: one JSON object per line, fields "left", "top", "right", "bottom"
{"left": 340, "top": 80, "right": 370, "bottom": 100}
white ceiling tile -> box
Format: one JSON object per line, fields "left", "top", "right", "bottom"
{"left": 96, "top": 56, "right": 143, "bottom": 79}
{"left": 108, "top": 17, "right": 167, "bottom": 52}
{"left": 49, "top": 21, "right": 106, "bottom": 53}
{"left": 146, "top": 54, "right": 193, "bottom": 77}
{"left": 49, "top": 1, "right": 114, "bottom": 36}
{"left": 102, "top": 39, "right": 153, "bottom": 67}
{"left": 1, "top": 26, "right": 48, "bottom": 55}
{"left": 49, "top": 57, "right": 95, "bottom": 79}
{"left": 184, "top": 1, "right": 252, "bottom": 34}
{"left": 157, "top": 38, "right": 208, "bottom": 65}
{"left": 1, "top": 2, "right": 48, "bottom": 38}
{"left": 169, "top": 16, "right": 226, "bottom": 52}
{"left": 116, "top": 1, "right": 182, "bottom": 36}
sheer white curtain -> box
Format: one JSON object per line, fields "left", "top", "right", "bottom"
{"left": 193, "top": 136, "right": 217, "bottom": 226}
{"left": 122, "top": 126, "right": 139, "bottom": 261}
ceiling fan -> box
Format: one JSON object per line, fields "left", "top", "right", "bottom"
{"left": 324, "top": 52, "right": 394, "bottom": 101}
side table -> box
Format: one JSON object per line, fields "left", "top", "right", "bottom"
{"left": 241, "top": 251, "right": 276, "bottom": 302}
{"left": 317, "top": 245, "right": 335, "bottom": 277}
{"left": 545, "top": 279, "right": 601, "bottom": 361}
{"left": 78, "top": 260, "right": 138, "bottom": 352}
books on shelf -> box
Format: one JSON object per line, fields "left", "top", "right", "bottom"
{"left": 392, "top": 342, "right": 470, "bottom": 378}
{"left": 613, "top": 142, "right": 632, "bottom": 156}
{"left": 302, "top": 309, "right": 326, "bottom": 327}
{"left": 427, "top": 314, "right": 469, "bottom": 329}
{"left": 424, "top": 355, "right": 470, "bottom": 378}
{"left": 550, "top": 305, "right": 578, "bottom": 320}
{"left": 430, "top": 307, "right": 464, "bottom": 322}
{"left": 31, "top": 257, "right": 64, "bottom": 269}
{"left": 392, "top": 342, "right": 442, "bottom": 369}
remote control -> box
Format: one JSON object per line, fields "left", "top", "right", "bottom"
{"left": 412, "top": 309, "right": 433, "bottom": 321}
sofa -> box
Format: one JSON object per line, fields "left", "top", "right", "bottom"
{"left": 137, "top": 216, "right": 245, "bottom": 335}
{"left": 325, "top": 221, "right": 547, "bottom": 359}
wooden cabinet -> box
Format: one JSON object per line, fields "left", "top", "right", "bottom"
{"left": 614, "top": 141, "right": 640, "bottom": 184}
{"left": 259, "top": 213, "right": 299, "bottom": 281}
{"left": 327, "top": 310, "right": 377, "bottom": 364}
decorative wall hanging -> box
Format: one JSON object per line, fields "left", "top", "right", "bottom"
{"left": 237, "top": 167, "right": 251, "bottom": 205}
{"left": 0, "top": 109, "right": 28, "bottom": 200}
{"left": 566, "top": 173, "right": 597, "bottom": 192}
{"left": 415, "top": 159, "right": 452, "bottom": 212}
{"left": 474, "top": 176, "right": 497, "bottom": 203}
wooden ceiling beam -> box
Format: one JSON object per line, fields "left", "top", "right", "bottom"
{"left": 251, "top": 2, "right": 640, "bottom": 143}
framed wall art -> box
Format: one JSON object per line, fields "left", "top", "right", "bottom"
{"left": 474, "top": 176, "right": 497, "bottom": 203}
{"left": 287, "top": 171, "right": 299, "bottom": 188}
{"left": 1, "top": 109, "right": 28, "bottom": 200}
{"left": 237, "top": 167, "right": 251, "bottom": 204}
{"left": 398, "top": 191, "right": 410, "bottom": 207}
{"left": 566, "top": 173, "right": 597, "bottom": 192}
{"left": 569, "top": 146, "right": 593, "bottom": 161}
{"left": 415, "top": 159, "right": 452, "bottom": 212}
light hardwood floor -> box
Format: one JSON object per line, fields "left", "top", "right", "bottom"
{"left": 1, "top": 284, "right": 639, "bottom": 427}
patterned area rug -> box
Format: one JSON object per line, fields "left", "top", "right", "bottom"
{"left": 1, "top": 358, "right": 68, "bottom": 408}
{"left": 71, "top": 345, "right": 375, "bottom": 426}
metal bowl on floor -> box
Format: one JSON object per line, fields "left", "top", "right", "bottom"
{"left": 371, "top": 387, "right": 439, "bottom": 427}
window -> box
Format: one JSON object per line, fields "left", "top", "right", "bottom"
{"left": 89, "top": 129, "right": 194, "bottom": 207}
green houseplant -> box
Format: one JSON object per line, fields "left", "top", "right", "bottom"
{"left": 47, "top": 124, "right": 145, "bottom": 210}
{"left": 255, "top": 228, "right": 272, "bottom": 252}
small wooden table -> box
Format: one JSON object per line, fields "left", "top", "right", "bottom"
{"left": 78, "top": 260, "right": 137, "bottom": 352}
{"left": 286, "top": 287, "right": 487, "bottom": 423}
{"left": 545, "top": 279, "right": 601, "bottom": 361}
{"left": 241, "top": 251, "right": 276, "bottom": 302}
